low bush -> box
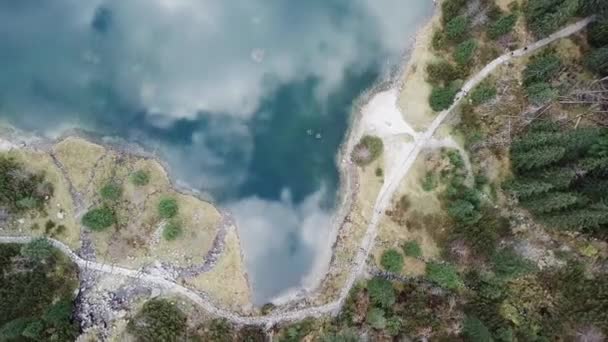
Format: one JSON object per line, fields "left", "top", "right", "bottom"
{"left": 351, "top": 135, "right": 383, "bottom": 166}
{"left": 523, "top": 53, "right": 561, "bottom": 86}
{"left": 366, "top": 308, "right": 387, "bottom": 330}
{"left": 432, "top": 30, "right": 447, "bottom": 51}
{"left": 492, "top": 248, "right": 536, "bottom": 280}
{"left": 488, "top": 14, "right": 518, "bottom": 39}
{"left": 430, "top": 83, "right": 460, "bottom": 111}
{"left": 526, "top": 0, "right": 580, "bottom": 37}
{"left": 402, "top": 240, "right": 423, "bottom": 258}
{"left": 367, "top": 277, "right": 396, "bottom": 308}
{"left": 426, "top": 59, "right": 460, "bottom": 85}
{"left": 454, "top": 39, "right": 477, "bottom": 65}
{"left": 445, "top": 16, "right": 470, "bottom": 42}
{"left": 0, "top": 156, "right": 51, "bottom": 213}
{"left": 526, "top": 82, "right": 558, "bottom": 105}
{"left": 163, "top": 220, "right": 183, "bottom": 241}
{"left": 421, "top": 172, "right": 438, "bottom": 191}
{"left": 20, "top": 238, "right": 53, "bottom": 261}
{"left": 127, "top": 299, "right": 187, "bottom": 341}
{"left": 82, "top": 206, "right": 115, "bottom": 231}
{"left": 380, "top": 249, "right": 404, "bottom": 272}
{"left": 470, "top": 82, "right": 497, "bottom": 105}
{"left": 426, "top": 262, "right": 463, "bottom": 290}
{"left": 442, "top": 0, "right": 467, "bottom": 24}
{"left": 130, "top": 169, "right": 150, "bottom": 186}
{"left": 158, "top": 197, "right": 179, "bottom": 219}
{"left": 587, "top": 17, "right": 608, "bottom": 48}
{"left": 585, "top": 47, "right": 608, "bottom": 76}
{"left": 463, "top": 316, "right": 493, "bottom": 341}
{"left": 100, "top": 182, "right": 122, "bottom": 201}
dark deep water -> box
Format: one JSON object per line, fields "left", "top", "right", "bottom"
{"left": 0, "top": 0, "right": 432, "bottom": 303}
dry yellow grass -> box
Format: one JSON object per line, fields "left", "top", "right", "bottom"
{"left": 50, "top": 138, "right": 223, "bottom": 270}
{"left": 88, "top": 179, "right": 221, "bottom": 269}
{"left": 2, "top": 136, "right": 252, "bottom": 310}
{"left": 373, "top": 153, "right": 444, "bottom": 272}
{"left": 154, "top": 192, "right": 221, "bottom": 267}
{"left": 315, "top": 158, "right": 385, "bottom": 302}
{"left": 496, "top": 0, "right": 520, "bottom": 11}
{"left": 397, "top": 17, "right": 440, "bottom": 130}
{"left": 185, "top": 228, "right": 252, "bottom": 312}
{"left": 53, "top": 137, "right": 106, "bottom": 192}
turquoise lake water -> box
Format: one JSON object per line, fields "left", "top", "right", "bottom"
{"left": 0, "top": 0, "right": 432, "bottom": 303}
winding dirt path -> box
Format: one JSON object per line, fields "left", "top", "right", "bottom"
{"left": 0, "top": 17, "right": 592, "bottom": 328}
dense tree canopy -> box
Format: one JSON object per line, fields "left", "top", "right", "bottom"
{"left": 0, "top": 244, "right": 78, "bottom": 341}
{"left": 526, "top": 0, "right": 580, "bottom": 37}
{"left": 0, "top": 156, "right": 52, "bottom": 213}
{"left": 128, "top": 299, "right": 187, "bottom": 342}
{"left": 509, "top": 123, "right": 608, "bottom": 233}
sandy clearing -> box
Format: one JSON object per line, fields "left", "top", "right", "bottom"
{"left": 0, "top": 137, "right": 16, "bottom": 151}
{"left": 358, "top": 88, "right": 419, "bottom": 193}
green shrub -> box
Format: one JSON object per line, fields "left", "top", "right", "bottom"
{"left": 580, "top": 0, "right": 608, "bottom": 16}
{"left": 492, "top": 249, "right": 536, "bottom": 280}
{"left": 20, "top": 238, "right": 53, "bottom": 261}
{"left": 587, "top": 18, "right": 608, "bottom": 47}
{"left": 367, "top": 277, "right": 396, "bottom": 308}
{"left": 21, "top": 320, "right": 43, "bottom": 339}
{"left": 385, "top": 317, "right": 403, "bottom": 336}
{"left": 0, "top": 244, "right": 79, "bottom": 341}
{"left": 505, "top": 178, "right": 554, "bottom": 198}
{"left": 16, "top": 197, "right": 39, "bottom": 210}
{"left": 512, "top": 145, "right": 565, "bottom": 170}
{"left": 44, "top": 299, "right": 73, "bottom": 326}
{"left": 585, "top": 47, "right": 608, "bottom": 76}
{"left": 488, "top": 14, "right": 518, "bottom": 39}
{"left": 0, "top": 318, "right": 30, "bottom": 341}
{"left": 127, "top": 299, "right": 187, "bottom": 342}
{"left": 432, "top": 30, "right": 447, "bottom": 51}
{"left": 442, "top": 0, "right": 467, "bottom": 24}
{"left": 430, "top": 84, "right": 459, "bottom": 111}
{"left": 426, "top": 262, "right": 463, "bottom": 290}
{"left": 402, "top": 240, "right": 423, "bottom": 258}
{"left": 445, "top": 16, "right": 470, "bottom": 42}
{"left": 526, "top": 82, "right": 558, "bottom": 105}
{"left": 45, "top": 220, "right": 56, "bottom": 232}
{"left": 522, "top": 191, "right": 581, "bottom": 213}
{"left": 448, "top": 199, "right": 482, "bottom": 225}
{"left": 130, "top": 170, "right": 150, "bottom": 186}
{"left": 523, "top": 54, "right": 561, "bottom": 86}
{"left": 454, "top": 39, "right": 477, "bottom": 65}
{"left": 366, "top": 308, "right": 387, "bottom": 330}
{"left": 526, "top": 0, "right": 580, "bottom": 37}
{"left": 375, "top": 167, "right": 383, "bottom": 177}
{"left": 351, "top": 135, "right": 383, "bottom": 166}
{"left": 463, "top": 316, "right": 493, "bottom": 342}
{"left": 421, "top": 172, "right": 438, "bottom": 191}
{"left": 470, "top": 83, "right": 497, "bottom": 105}
{"left": 380, "top": 249, "right": 404, "bottom": 273}
{"left": 426, "top": 60, "right": 460, "bottom": 85}
{"left": 158, "top": 198, "right": 179, "bottom": 219}
{"left": 163, "top": 220, "right": 183, "bottom": 241}
{"left": 100, "top": 182, "right": 122, "bottom": 201}
{"left": 197, "top": 319, "right": 235, "bottom": 341}
{"left": 0, "top": 156, "right": 50, "bottom": 212}
{"left": 82, "top": 206, "right": 115, "bottom": 231}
